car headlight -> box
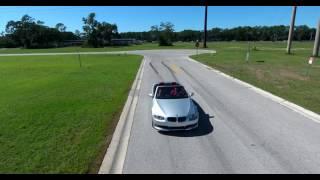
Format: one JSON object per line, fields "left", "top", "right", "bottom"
{"left": 189, "top": 113, "right": 198, "bottom": 121}
{"left": 153, "top": 115, "right": 165, "bottom": 120}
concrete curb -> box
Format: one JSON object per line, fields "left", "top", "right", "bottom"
{"left": 187, "top": 57, "right": 320, "bottom": 124}
{"left": 98, "top": 57, "right": 146, "bottom": 174}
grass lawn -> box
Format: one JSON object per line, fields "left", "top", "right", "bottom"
{"left": 0, "top": 54, "right": 142, "bottom": 173}
{"left": 191, "top": 41, "right": 320, "bottom": 114}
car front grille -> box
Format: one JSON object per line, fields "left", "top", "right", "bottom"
{"left": 178, "top": 117, "right": 186, "bottom": 122}
{"left": 166, "top": 116, "right": 187, "bottom": 122}
{"left": 167, "top": 117, "right": 176, "bottom": 122}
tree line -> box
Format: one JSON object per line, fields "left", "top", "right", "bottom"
{"left": 1, "top": 15, "right": 80, "bottom": 49}
{"left": 0, "top": 13, "right": 317, "bottom": 49}
{"left": 120, "top": 25, "right": 316, "bottom": 43}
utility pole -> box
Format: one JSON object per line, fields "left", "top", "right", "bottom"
{"left": 203, "top": 5, "right": 208, "bottom": 48}
{"left": 312, "top": 19, "right": 320, "bottom": 57}
{"left": 287, "top": 6, "right": 297, "bottom": 54}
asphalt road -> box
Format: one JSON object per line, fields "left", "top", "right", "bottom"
{"left": 119, "top": 49, "right": 320, "bottom": 174}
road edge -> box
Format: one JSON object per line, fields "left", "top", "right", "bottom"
{"left": 187, "top": 57, "right": 320, "bottom": 124}
{"left": 98, "top": 57, "right": 146, "bottom": 174}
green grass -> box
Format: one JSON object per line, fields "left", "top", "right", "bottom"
{"left": 0, "top": 54, "right": 142, "bottom": 173}
{"left": 191, "top": 41, "right": 320, "bottom": 114}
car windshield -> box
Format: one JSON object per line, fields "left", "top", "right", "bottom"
{"left": 155, "top": 86, "right": 189, "bottom": 99}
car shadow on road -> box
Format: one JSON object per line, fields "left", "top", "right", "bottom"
{"left": 159, "top": 99, "right": 214, "bottom": 137}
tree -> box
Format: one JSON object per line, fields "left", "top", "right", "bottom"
{"left": 55, "top": 23, "right": 67, "bottom": 32}
{"left": 5, "top": 14, "right": 79, "bottom": 49}
{"left": 5, "top": 14, "right": 38, "bottom": 48}
{"left": 150, "top": 25, "right": 160, "bottom": 42}
{"left": 37, "top": 20, "right": 44, "bottom": 25}
{"left": 82, "top": 13, "right": 99, "bottom": 47}
{"left": 97, "top": 22, "right": 118, "bottom": 45}
{"left": 158, "top": 22, "right": 175, "bottom": 46}
{"left": 21, "top": 14, "right": 35, "bottom": 23}
{"left": 82, "top": 13, "right": 118, "bottom": 47}
{"left": 179, "top": 30, "right": 201, "bottom": 42}
{"left": 208, "top": 28, "right": 222, "bottom": 41}
{"left": 0, "top": 34, "right": 17, "bottom": 48}
{"left": 294, "top": 25, "right": 310, "bottom": 41}
{"left": 121, "top": 25, "right": 315, "bottom": 42}
{"left": 75, "top": 30, "right": 81, "bottom": 38}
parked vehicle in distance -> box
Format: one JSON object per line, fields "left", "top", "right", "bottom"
{"left": 149, "top": 82, "right": 199, "bottom": 131}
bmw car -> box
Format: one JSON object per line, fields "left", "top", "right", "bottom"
{"left": 149, "top": 82, "right": 199, "bottom": 131}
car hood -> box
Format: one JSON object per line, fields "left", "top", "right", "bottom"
{"left": 155, "top": 98, "right": 191, "bottom": 117}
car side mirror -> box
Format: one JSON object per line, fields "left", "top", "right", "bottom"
{"left": 189, "top": 92, "right": 194, "bottom": 97}
{"left": 148, "top": 93, "right": 154, "bottom": 97}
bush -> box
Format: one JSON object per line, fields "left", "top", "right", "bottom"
{"left": 0, "top": 36, "right": 19, "bottom": 48}
{"left": 28, "top": 43, "right": 57, "bottom": 49}
{"left": 159, "top": 34, "right": 173, "bottom": 46}
{"left": 81, "top": 40, "right": 99, "bottom": 48}
{"left": 252, "top": 46, "right": 259, "bottom": 51}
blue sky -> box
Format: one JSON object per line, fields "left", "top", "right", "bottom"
{"left": 0, "top": 6, "right": 319, "bottom": 33}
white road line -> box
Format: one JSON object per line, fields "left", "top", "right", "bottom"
{"left": 111, "top": 95, "right": 139, "bottom": 173}
{"left": 187, "top": 57, "right": 320, "bottom": 124}
{"left": 136, "top": 58, "right": 146, "bottom": 91}
{"left": 98, "top": 58, "right": 146, "bottom": 174}
{"left": 109, "top": 58, "right": 146, "bottom": 174}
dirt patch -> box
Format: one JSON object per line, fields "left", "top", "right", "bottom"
{"left": 255, "top": 69, "right": 265, "bottom": 80}
{"left": 246, "top": 66, "right": 266, "bottom": 80}
{"left": 246, "top": 65, "right": 309, "bottom": 81}
{"left": 279, "top": 69, "right": 309, "bottom": 81}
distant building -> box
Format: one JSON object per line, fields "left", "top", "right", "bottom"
{"left": 111, "top": 39, "right": 142, "bottom": 46}
{"left": 63, "top": 40, "right": 85, "bottom": 46}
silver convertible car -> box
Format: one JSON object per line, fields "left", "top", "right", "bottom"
{"left": 149, "top": 82, "right": 199, "bottom": 131}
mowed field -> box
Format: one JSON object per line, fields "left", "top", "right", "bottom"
{"left": 0, "top": 54, "right": 142, "bottom": 173}
{"left": 191, "top": 41, "right": 320, "bottom": 114}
